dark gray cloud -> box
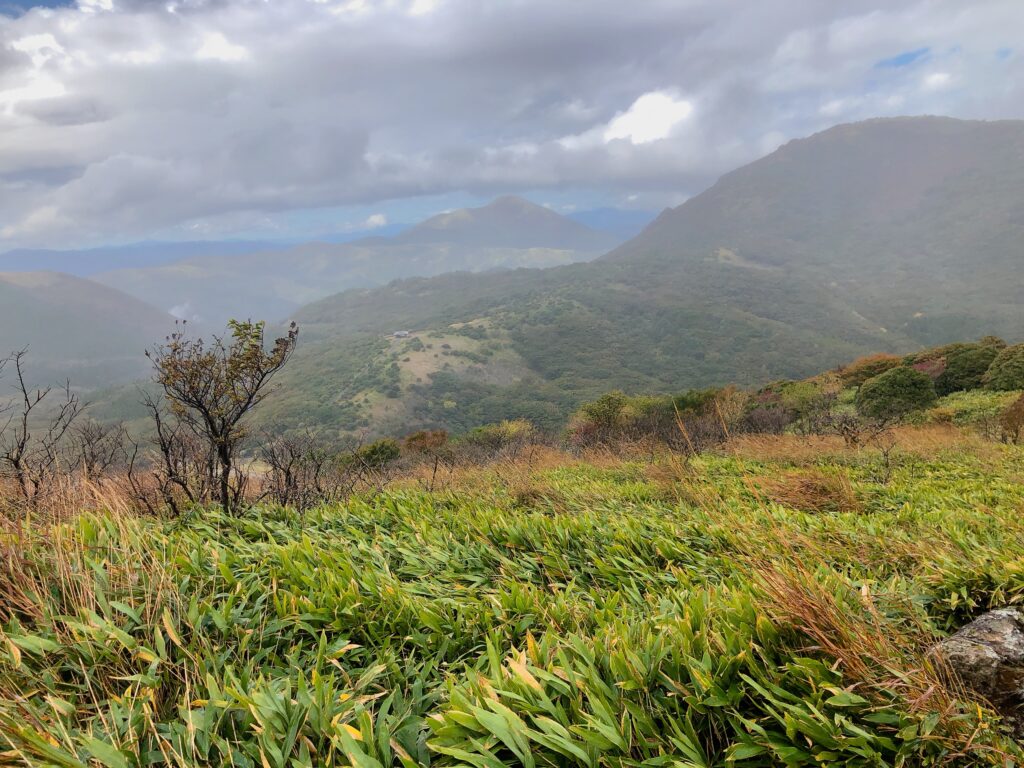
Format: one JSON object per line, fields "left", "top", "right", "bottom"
{"left": 1, "top": 0, "right": 1022, "bottom": 247}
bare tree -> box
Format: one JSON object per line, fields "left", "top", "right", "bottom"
{"left": 260, "top": 430, "right": 355, "bottom": 511}
{"left": 0, "top": 349, "right": 83, "bottom": 509}
{"left": 1000, "top": 394, "right": 1024, "bottom": 445}
{"left": 402, "top": 429, "right": 453, "bottom": 492}
{"left": 825, "top": 411, "right": 894, "bottom": 449}
{"left": 128, "top": 392, "right": 219, "bottom": 516}
{"left": 68, "top": 420, "right": 131, "bottom": 480}
{"left": 146, "top": 320, "right": 298, "bottom": 514}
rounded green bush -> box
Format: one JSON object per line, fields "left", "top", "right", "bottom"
{"left": 839, "top": 354, "right": 902, "bottom": 388}
{"left": 983, "top": 344, "right": 1024, "bottom": 391}
{"left": 935, "top": 344, "right": 1001, "bottom": 395}
{"left": 856, "top": 366, "right": 937, "bottom": 420}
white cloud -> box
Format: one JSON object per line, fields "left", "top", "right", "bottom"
{"left": 11, "top": 33, "right": 66, "bottom": 67}
{"left": 0, "top": 73, "right": 66, "bottom": 112}
{"left": 603, "top": 91, "right": 694, "bottom": 145}
{"left": 195, "top": 32, "right": 249, "bottom": 63}
{"left": 0, "top": 0, "right": 1022, "bottom": 248}
{"left": 78, "top": 0, "right": 114, "bottom": 13}
{"left": 364, "top": 212, "right": 387, "bottom": 228}
{"left": 112, "top": 45, "right": 165, "bottom": 65}
{"left": 923, "top": 71, "right": 952, "bottom": 91}
{"left": 169, "top": 301, "right": 202, "bottom": 322}
{"left": 408, "top": 0, "right": 439, "bottom": 17}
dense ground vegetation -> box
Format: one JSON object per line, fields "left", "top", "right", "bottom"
{"left": 2, "top": 334, "right": 1024, "bottom": 765}
{"left": 2, "top": 427, "right": 1024, "bottom": 765}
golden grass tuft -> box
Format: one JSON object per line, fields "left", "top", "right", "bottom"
{"left": 643, "top": 456, "right": 728, "bottom": 510}
{"left": 752, "top": 562, "right": 1011, "bottom": 761}
{"left": 724, "top": 424, "right": 1006, "bottom": 467}
{"left": 759, "top": 468, "right": 860, "bottom": 514}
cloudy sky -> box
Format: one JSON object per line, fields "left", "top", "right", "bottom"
{"left": 0, "top": 0, "right": 1021, "bottom": 249}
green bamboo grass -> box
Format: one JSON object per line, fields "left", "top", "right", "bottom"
{"left": 2, "top": 440, "right": 1023, "bottom": 766}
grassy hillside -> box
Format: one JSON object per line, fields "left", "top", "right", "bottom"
{"left": 3, "top": 429, "right": 1024, "bottom": 764}
{"left": 0, "top": 272, "right": 172, "bottom": 389}
{"left": 279, "top": 260, "right": 901, "bottom": 434}
{"left": 272, "top": 117, "right": 1024, "bottom": 434}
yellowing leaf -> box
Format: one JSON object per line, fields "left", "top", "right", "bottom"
{"left": 161, "top": 609, "right": 183, "bottom": 648}
{"left": 6, "top": 638, "right": 21, "bottom": 668}
{"left": 340, "top": 723, "right": 364, "bottom": 741}
{"left": 507, "top": 654, "right": 543, "bottom": 692}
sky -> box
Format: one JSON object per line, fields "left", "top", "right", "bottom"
{"left": 0, "top": 0, "right": 1022, "bottom": 250}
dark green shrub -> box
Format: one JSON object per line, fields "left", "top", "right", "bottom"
{"left": 839, "top": 354, "right": 902, "bottom": 388}
{"left": 934, "top": 344, "right": 1001, "bottom": 395}
{"left": 983, "top": 344, "right": 1024, "bottom": 391}
{"left": 568, "top": 388, "right": 727, "bottom": 449}
{"left": 577, "top": 391, "right": 630, "bottom": 431}
{"left": 352, "top": 439, "right": 401, "bottom": 468}
{"left": 856, "top": 366, "right": 937, "bottom": 421}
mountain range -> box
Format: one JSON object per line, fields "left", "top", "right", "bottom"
{"left": 6, "top": 115, "right": 1022, "bottom": 434}
{"left": 255, "top": 116, "right": 1024, "bottom": 435}
{"left": 91, "top": 196, "right": 621, "bottom": 327}
{"left": 0, "top": 198, "right": 626, "bottom": 389}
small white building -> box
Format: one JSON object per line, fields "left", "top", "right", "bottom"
{"left": 392, "top": 330, "right": 411, "bottom": 338}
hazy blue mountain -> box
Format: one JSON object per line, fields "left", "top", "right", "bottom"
{"left": 94, "top": 196, "right": 621, "bottom": 328}
{"left": 394, "top": 196, "right": 620, "bottom": 250}
{"left": 567, "top": 207, "right": 657, "bottom": 239}
{"left": 0, "top": 240, "right": 290, "bottom": 277}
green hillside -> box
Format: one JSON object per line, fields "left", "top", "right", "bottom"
{"left": 0, "top": 272, "right": 172, "bottom": 389}
{"left": 606, "top": 116, "right": 1024, "bottom": 344}
{"left": 268, "top": 117, "right": 1024, "bottom": 435}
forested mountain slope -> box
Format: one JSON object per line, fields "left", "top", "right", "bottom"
{"left": 270, "top": 117, "right": 1024, "bottom": 434}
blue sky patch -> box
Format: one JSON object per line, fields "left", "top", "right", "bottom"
{"left": 875, "top": 47, "right": 930, "bottom": 69}
{"left": 0, "top": 0, "right": 69, "bottom": 14}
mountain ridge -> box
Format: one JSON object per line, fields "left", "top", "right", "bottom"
{"left": 265, "top": 116, "right": 1024, "bottom": 435}
{"left": 93, "top": 196, "right": 620, "bottom": 328}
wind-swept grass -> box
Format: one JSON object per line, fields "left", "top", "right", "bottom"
{"left": 1, "top": 430, "right": 1023, "bottom": 766}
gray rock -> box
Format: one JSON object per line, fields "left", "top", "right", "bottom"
{"left": 933, "top": 607, "right": 1024, "bottom": 733}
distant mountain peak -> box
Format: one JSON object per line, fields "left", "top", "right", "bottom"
{"left": 397, "top": 195, "right": 619, "bottom": 251}
{"left": 489, "top": 193, "right": 530, "bottom": 205}
{"left": 486, "top": 194, "right": 550, "bottom": 212}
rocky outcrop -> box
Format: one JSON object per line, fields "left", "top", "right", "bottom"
{"left": 933, "top": 607, "right": 1024, "bottom": 734}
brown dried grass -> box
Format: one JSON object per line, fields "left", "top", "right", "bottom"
{"left": 724, "top": 424, "right": 1003, "bottom": 466}
{"left": 759, "top": 468, "right": 860, "bottom": 514}
{"left": 753, "top": 562, "right": 1009, "bottom": 761}
{"left": 643, "top": 456, "right": 728, "bottom": 510}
